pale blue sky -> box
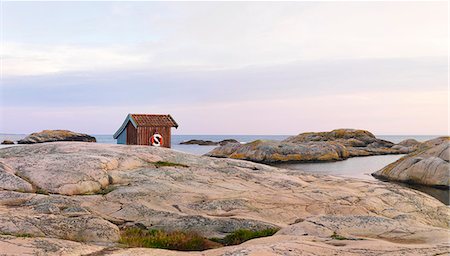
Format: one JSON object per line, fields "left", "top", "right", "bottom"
{"left": 1, "top": 1, "right": 448, "bottom": 135}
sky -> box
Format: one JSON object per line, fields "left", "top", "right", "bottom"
{"left": 0, "top": 1, "right": 448, "bottom": 135}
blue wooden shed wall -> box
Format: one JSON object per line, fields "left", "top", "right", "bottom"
{"left": 116, "top": 129, "right": 127, "bottom": 144}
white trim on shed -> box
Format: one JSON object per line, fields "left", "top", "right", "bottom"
{"left": 113, "top": 114, "right": 138, "bottom": 139}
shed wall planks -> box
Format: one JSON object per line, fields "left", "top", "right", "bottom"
{"left": 126, "top": 122, "right": 137, "bottom": 145}
{"left": 137, "top": 126, "right": 171, "bottom": 148}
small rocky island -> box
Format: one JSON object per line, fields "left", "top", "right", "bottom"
{"left": 17, "top": 130, "right": 96, "bottom": 144}
{"left": 0, "top": 142, "right": 449, "bottom": 255}
{"left": 206, "top": 129, "right": 417, "bottom": 163}
{"left": 180, "top": 139, "right": 239, "bottom": 146}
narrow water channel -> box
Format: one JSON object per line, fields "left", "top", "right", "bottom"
{"left": 274, "top": 154, "right": 449, "bottom": 205}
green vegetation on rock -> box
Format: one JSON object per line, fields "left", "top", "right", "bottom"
{"left": 154, "top": 161, "right": 189, "bottom": 168}
{"left": 119, "top": 227, "right": 280, "bottom": 251}
{"left": 211, "top": 228, "right": 280, "bottom": 246}
{"left": 331, "top": 232, "right": 349, "bottom": 240}
{"left": 96, "top": 186, "right": 116, "bottom": 195}
{"left": 35, "top": 187, "right": 49, "bottom": 195}
{"left": 1, "top": 232, "right": 34, "bottom": 238}
{"left": 119, "top": 228, "right": 221, "bottom": 251}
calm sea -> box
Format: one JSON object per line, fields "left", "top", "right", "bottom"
{"left": 1, "top": 134, "right": 447, "bottom": 204}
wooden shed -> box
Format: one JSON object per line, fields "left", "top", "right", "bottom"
{"left": 113, "top": 114, "right": 178, "bottom": 148}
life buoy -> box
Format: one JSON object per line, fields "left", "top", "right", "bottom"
{"left": 150, "top": 133, "right": 163, "bottom": 147}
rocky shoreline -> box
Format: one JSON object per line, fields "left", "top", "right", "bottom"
{"left": 0, "top": 142, "right": 449, "bottom": 255}
{"left": 206, "top": 129, "right": 418, "bottom": 163}
{"left": 372, "top": 137, "right": 449, "bottom": 188}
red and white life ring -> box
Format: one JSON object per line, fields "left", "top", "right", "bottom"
{"left": 150, "top": 133, "right": 163, "bottom": 147}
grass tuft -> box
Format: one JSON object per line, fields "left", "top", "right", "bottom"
{"left": 331, "top": 232, "right": 349, "bottom": 240}
{"left": 210, "top": 228, "right": 279, "bottom": 246}
{"left": 35, "top": 187, "right": 49, "bottom": 195}
{"left": 1, "top": 232, "right": 34, "bottom": 238}
{"left": 154, "top": 161, "right": 189, "bottom": 168}
{"left": 120, "top": 227, "right": 279, "bottom": 251}
{"left": 97, "top": 186, "right": 116, "bottom": 195}
{"left": 16, "top": 233, "right": 34, "bottom": 238}
{"left": 119, "top": 228, "right": 221, "bottom": 251}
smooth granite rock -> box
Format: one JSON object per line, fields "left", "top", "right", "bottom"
{"left": 18, "top": 130, "right": 96, "bottom": 144}
{"left": 397, "top": 139, "right": 421, "bottom": 147}
{"left": 0, "top": 162, "right": 34, "bottom": 193}
{"left": 206, "top": 139, "right": 349, "bottom": 163}
{"left": 0, "top": 142, "right": 448, "bottom": 255}
{"left": 391, "top": 139, "right": 422, "bottom": 154}
{"left": 373, "top": 137, "right": 450, "bottom": 188}
{"left": 0, "top": 235, "right": 105, "bottom": 256}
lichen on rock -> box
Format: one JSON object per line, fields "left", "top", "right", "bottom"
{"left": 207, "top": 129, "right": 412, "bottom": 163}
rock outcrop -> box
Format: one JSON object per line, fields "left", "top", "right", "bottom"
{"left": 17, "top": 130, "right": 96, "bottom": 144}
{"left": 391, "top": 139, "right": 422, "bottom": 154}
{"left": 285, "top": 129, "right": 401, "bottom": 157}
{"left": 180, "top": 139, "right": 217, "bottom": 145}
{"left": 206, "top": 139, "right": 349, "bottom": 163}
{"left": 180, "top": 139, "right": 239, "bottom": 146}
{"left": 373, "top": 137, "right": 450, "bottom": 188}
{"left": 0, "top": 142, "right": 448, "bottom": 255}
{"left": 1, "top": 140, "right": 14, "bottom": 145}
{"left": 207, "top": 129, "right": 413, "bottom": 163}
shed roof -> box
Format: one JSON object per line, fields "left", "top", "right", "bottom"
{"left": 131, "top": 114, "right": 178, "bottom": 127}
{"left": 113, "top": 114, "right": 178, "bottom": 139}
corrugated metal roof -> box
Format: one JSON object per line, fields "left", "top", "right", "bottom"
{"left": 130, "top": 114, "right": 178, "bottom": 128}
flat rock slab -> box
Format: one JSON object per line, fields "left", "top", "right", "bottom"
{"left": 0, "top": 235, "right": 105, "bottom": 256}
